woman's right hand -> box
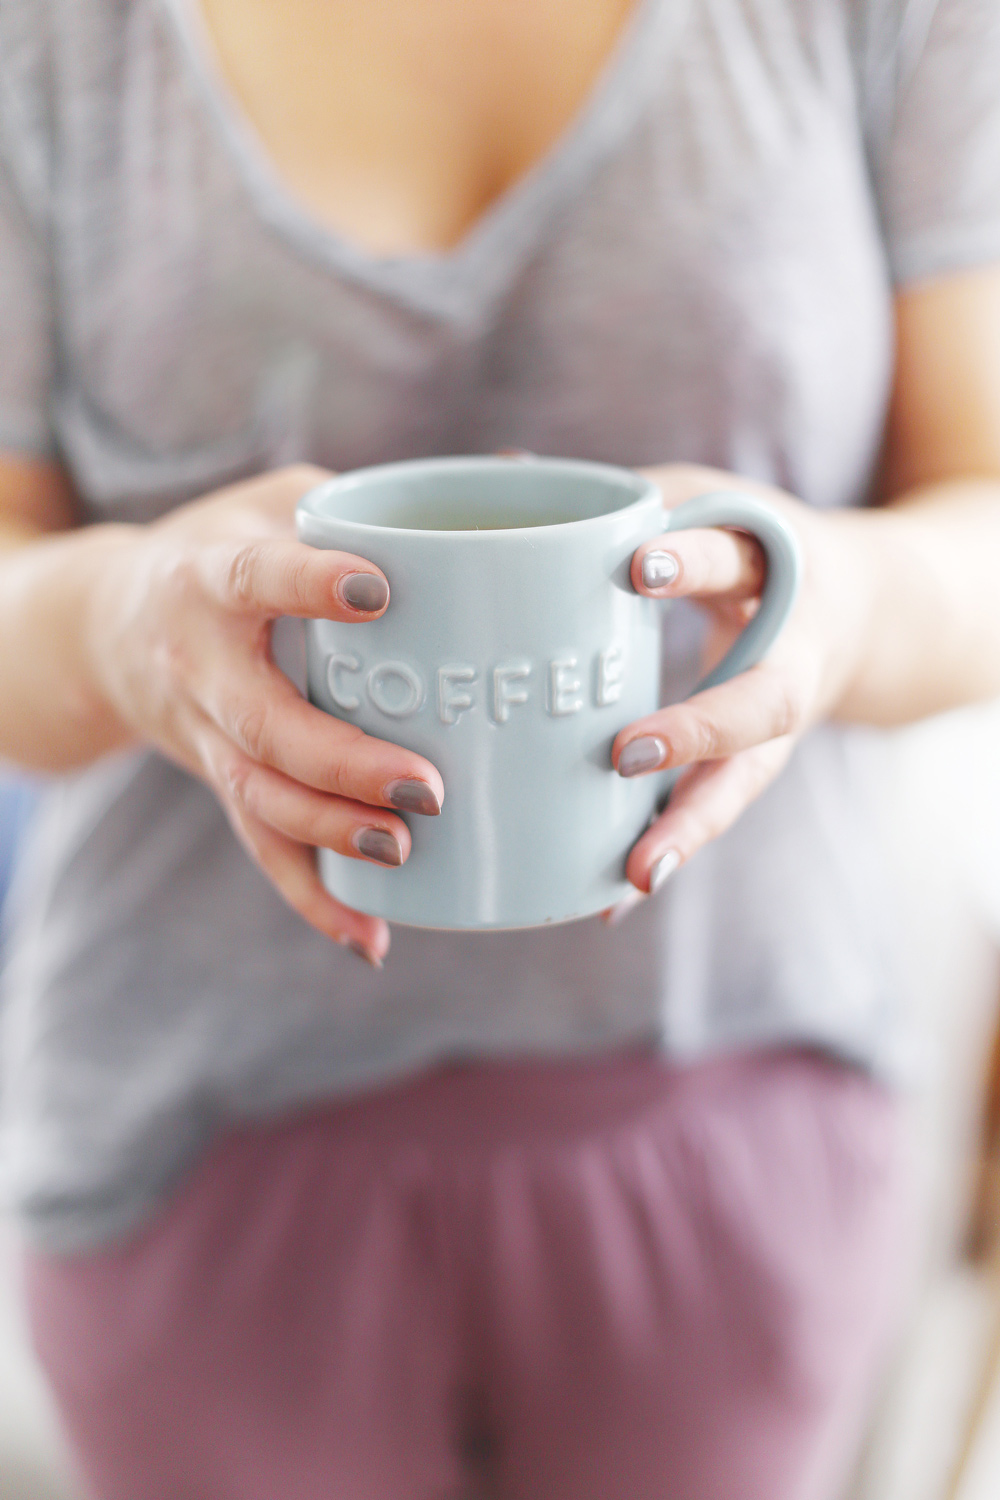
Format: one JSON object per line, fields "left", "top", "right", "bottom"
{"left": 82, "top": 464, "right": 443, "bottom": 966}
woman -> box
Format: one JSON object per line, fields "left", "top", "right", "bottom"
{"left": 1, "top": 0, "right": 999, "bottom": 1495}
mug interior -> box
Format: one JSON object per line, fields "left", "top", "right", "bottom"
{"left": 307, "top": 458, "right": 652, "bottom": 532}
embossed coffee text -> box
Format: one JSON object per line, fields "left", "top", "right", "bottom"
{"left": 325, "top": 646, "right": 626, "bottom": 723}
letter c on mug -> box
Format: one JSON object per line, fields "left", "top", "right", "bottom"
{"left": 326, "top": 652, "right": 362, "bottom": 711}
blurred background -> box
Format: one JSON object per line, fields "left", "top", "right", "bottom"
{"left": 5, "top": 706, "right": 1000, "bottom": 1500}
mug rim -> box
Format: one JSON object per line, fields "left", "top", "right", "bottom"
{"left": 295, "top": 454, "right": 661, "bottom": 541}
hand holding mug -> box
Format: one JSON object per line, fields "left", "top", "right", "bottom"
{"left": 611, "top": 463, "right": 874, "bottom": 917}
{"left": 82, "top": 465, "right": 443, "bottom": 967}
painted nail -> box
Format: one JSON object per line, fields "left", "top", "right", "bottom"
{"left": 649, "top": 849, "right": 681, "bottom": 893}
{"left": 641, "top": 551, "right": 679, "bottom": 590}
{"left": 352, "top": 827, "right": 403, "bottom": 866}
{"left": 617, "top": 735, "right": 667, "bottom": 778}
{"left": 385, "top": 779, "right": 441, "bottom": 816}
{"left": 603, "top": 887, "right": 646, "bottom": 926}
{"left": 342, "top": 937, "right": 384, "bottom": 970}
{"left": 340, "top": 572, "right": 388, "bottom": 613}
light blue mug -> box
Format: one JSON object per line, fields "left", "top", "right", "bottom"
{"left": 297, "top": 456, "right": 800, "bottom": 929}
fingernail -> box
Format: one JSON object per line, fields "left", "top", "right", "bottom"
{"left": 352, "top": 827, "right": 403, "bottom": 866}
{"left": 649, "top": 849, "right": 681, "bottom": 893}
{"left": 340, "top": 572, "right": 388, "bottom": 613}
{"left": 603, "top": 887, "right": 646, "bottom": 926}
{"left": 343, "top": 937, "right": 384, "bottom": 970}
{"left": 641, "top": 551, "right": 679, "bottom": 590}
{"left": 385, "top": 778, "right": 441, "bottom": 816}
{"left": 617, "top": 735, "right": 667, "bottom": 778}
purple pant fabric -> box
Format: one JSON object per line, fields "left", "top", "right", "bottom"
{"left": 25, "top": 1048, "right": 908, "bottom": 1500}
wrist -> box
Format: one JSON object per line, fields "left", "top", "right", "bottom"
{"left": 72, "top": 523, "right": 147, "bottom": 743}
{"left": 38, "top": 522, "right": 142, "bottom": 758}
{"left": 827, "top": 502, "right": 943, "bottom": 724}
{"left": 0, "top": 521, "right": 144, "bottom": 768}
{"left": 817, "top": 507, "right": 897, "bottom": 721}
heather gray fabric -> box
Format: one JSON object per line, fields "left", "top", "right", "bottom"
{"left": 2, "top": 0, "right": 1000, "bottom": 1252}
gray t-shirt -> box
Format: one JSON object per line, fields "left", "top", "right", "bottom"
{"left": 2, "top": 0, "right": 1000, "bottom": 1252}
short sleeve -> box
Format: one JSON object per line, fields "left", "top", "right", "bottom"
{"left": 864, "top": 0, "right": 1000, "bottom": 285}
{"left": 0, "top": 158, "right": 56, "bottom": 455}
{"left": 0, "top": 1, "right": 57, "bottom": 456}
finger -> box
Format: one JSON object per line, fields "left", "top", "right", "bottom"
{"left": 205, "top": 661, "right": 445, "bottom": 810}
{"left": 624, "top": 739, "right": 794, "bottom": 894}
{"left": 208, "top": 737, "right": 414, "bottom": 868}
{"left": 202, "top": 536, "right": 391, "bottom": 621}
{"left": 613, "top": 661, "right": 809, "bottom": 776}
{"left": 632, "top": 528, "right": 765, "bottom": 603}
{"left": 221, "top": 799, "right": 390, "bottom": 966}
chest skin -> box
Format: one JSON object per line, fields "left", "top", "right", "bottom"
{"left": 198, "top": 0, "right": 637, "bottom": 255}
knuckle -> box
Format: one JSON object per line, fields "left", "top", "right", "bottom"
{"left": 768, "top": 670, "right": 807, "bottom": 738}
{"left": 280, "top": 551, "right": 314, "bottom": 613}
{"left": 312, "top": 719, "right": 366, "bottom": 795}
{"left": 693, "top": 538, "right": 722, "bottom": 590}
{"left": 687, "top": 713, "right": 723, "bottom": 762}
{"left": 325, "top": 741, "right": 360, "bottom": 797}
{"left": 230, "top": 697, "right": 274, "bottom": 761}
{"left": 225, "top": 542, "right": 267, "bottom": 609}
{"left": 220, "top": 754, "right": 256, "bottom": 809}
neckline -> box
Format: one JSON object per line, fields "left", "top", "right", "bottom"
{"left": 160, "top": 0, "right": 686, "bottom": 321}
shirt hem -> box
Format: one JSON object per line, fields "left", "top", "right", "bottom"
{"left": 6, "top": 1020, "right": 910, "bottom": 1259}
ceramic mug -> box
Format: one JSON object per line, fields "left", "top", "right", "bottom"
{"left": 296, "top": 455, "right": 800, "bottom": 929}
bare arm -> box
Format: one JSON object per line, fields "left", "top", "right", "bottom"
{"left": 835, "top": 263, "right": 1000, "bottom": 723}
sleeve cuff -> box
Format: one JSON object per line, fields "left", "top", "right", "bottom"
{"left": 888, "top": 218, "right": 1000, "bottom": 287}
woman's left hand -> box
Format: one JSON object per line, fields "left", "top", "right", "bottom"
{"left": 607, "top": 463, "right": 876, "bottom": 916}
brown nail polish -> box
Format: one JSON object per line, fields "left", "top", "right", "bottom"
{"left": 385, "top": 779, "right": 441, "bottom": 816}
{"left": 340, "top": 572, "right": 388, "bottom": 613}
{"left": 353, "top": 827, "right": 403, "bottom": 866}
{"left": 617, "top": 735, "right": 667, "bottom": 778}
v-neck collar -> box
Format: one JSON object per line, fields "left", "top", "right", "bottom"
{"left": 160, "top": 0, "right": 688, "bottom": 322}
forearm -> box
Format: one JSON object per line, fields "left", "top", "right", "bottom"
{"left": 834, "top": 477, "right": 1000, "bottom": 726}
{"left": 0, "top": 519, "right": 137, "bottom": 769}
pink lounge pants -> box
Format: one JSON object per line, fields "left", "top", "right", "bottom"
{"left": 25, "top": 1048, "right": 908, "bottom": 1500}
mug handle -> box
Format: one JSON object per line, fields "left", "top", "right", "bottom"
{"left": 656, "top": 489, "right": 802, "bottom": 790}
